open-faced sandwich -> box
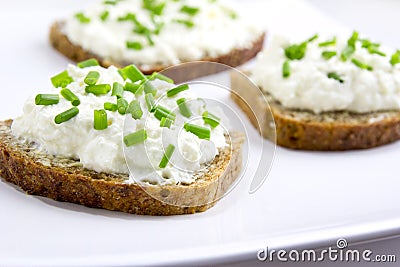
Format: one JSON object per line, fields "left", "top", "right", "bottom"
{"left": 232, "top": 32, "right": 400, "bottom": 150}
{"left": 0, "top": 59, "right": 244, "bottom": 215}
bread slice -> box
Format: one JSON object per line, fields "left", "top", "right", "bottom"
{"left": 231, "top": 71, "right": 400, "bottom": 151}
{"left": 0, "top": 120, "right": 245, "bottom": 215}
{"left": 49, "top": 22, "right": 265, "bottom": 82}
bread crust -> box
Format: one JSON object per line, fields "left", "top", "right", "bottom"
{"left": 230, "top": 71, "right": 400, "bottom": 151}
{"left": 0, "top": 120, "right": 244, "bottom": 215}
{"left": 49, "top": 21, "right": 265, "bottom": 80}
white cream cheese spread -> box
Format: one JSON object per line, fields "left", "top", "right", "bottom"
{"left": 12, "top": 62, "right": 228, "bottom": 185}
{"left": 251, "top": 33, "right": 400, "bottom": 114}
{"left": 63, "top": 0, "right": 263, "bottom": 68}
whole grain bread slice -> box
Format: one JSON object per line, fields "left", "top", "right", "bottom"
{"left": 49, "top": 22, "right": 265, "bottom": 83}
{"left": 0, "top": 120, "right": 245, "bottom": 215}
{"left": 230, "top": 71, "right": 400, "bottom": 151}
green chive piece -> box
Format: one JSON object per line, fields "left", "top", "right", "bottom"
{"left": 100, "top": 10, "right": 109, "bottom": 21}
{"left": 124, "top": 129, "right": 147, "bottom": 147}
{"left": 127, "top": 100, "right": 143, "bottom": 120}
{"left": 126, "top": 41, "right": 143, "bottom": 50}
{"left": 118, "top": 13, "right": 137, "bottom": 22}
{"left": 167, "top": 84, "right": 189, "bottom": 97}
{"left": 124, "top": 82, "right": 141, "bottom": 94}
{"left": 75, "top": 12, "right": 91, "bottom": 24}
{"left": 117, "top": 98, "right": 129, "bottom": 114}
{"left": 180, "top": 5, "right": 200, "bottom": 16}
{"left": 84, "top": 71, "right": 100, "bottom": 85}
{"left": 173, "top": 19, "right": 194, "bottom": 28}
{"left": 307, "top": 34, "right": 319, "bottom": 42}
{"left": 143, "top": 0, "right": 166, "bottom": 15}
{"left": 319, "top": 37, "right": 337, "bottom": 47}
{"left": 184, "top": 123, "right": 211, "bottom": 140}
{"left": 104, "top": 102, "right": 118, "bottom": 112}
{"left": 322, "top": 51, "right": 337, "bottom": 60}
{"left": 118, "top": 65, "right": 146, "bottom": 82}
{"left": 202, "top": 111, "right": 220, "bottom": 128}
{"left": 149, "top": 72, "right": 174, "bottom": 83}
{"left": 35, "top": 94, "right": 59, "bottom": 106}
{"left": 112, "top": 82, "right": 124, "bottom": 98}
{"left": 143, "top": 82, "right": 157, "bottom": 96}
{"left": 85, "top": 84, "right": 111, "bottom": 95}
{"left": 160, "top": 117, "right": 173, "bottom": 128}
{"left": 348, "top": 31, "right": 359, "bottom": 47}
{"left": 361, "top": 39, "right": 386, "bottom": 56}
{"left": 60, "top": 88, "right": 80, "bottom": 106}
{"left": 282, "top": 60, "right": 291, "bottom": 78}
{"left": 221, "top": 6, "right": 238, "bottom": 19}
{"left": 77, "top": 58, "right": 99, "bottom": 68}
{"left": 285, "top": 42, "right": 307, "bottom": 60}
{"left": 154, "top": 106, "right": 176, "bottom": 121}
{"left": 352, "top": 58, "right": 373, "bottom": 71}
{"left": 104, "top": 0, "right": 119, "bottom": 5}
{"left": 369, "top": 49, "right": 386, "bottom": 57}
{"left": 51, "top": 70, "right": 73, "bottom": 88}
{"left": 341, "top": 46, "right": 355, "bottom": 61}
{"left": 159, "top": 144, "right": 175, "bottom": 169}
{"left": 54, "top": 107, "right": 79, "bottom": 124}
{"left": 176, "top": 98, "right": 192, "bottom": 118}
{"left": 327, "top": 72, "right": 344, "bottom": 83}
{"left": 94, "top": 109, "right": 108, "bottom": 130}
{"left": 390, "top": 50, "right": 400, "bottom": 66}
{"left": 145, "top": 93, "right": 156, "bottom": 112}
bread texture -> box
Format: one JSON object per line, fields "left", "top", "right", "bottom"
{"left": 49, "top": 22, "right": 265, "bottom": 82}
{"left": 230, "top": 71, "right": 400, "bottom": 151}
{"left": 0, "top": 120, "right": 244, "bottom": 215}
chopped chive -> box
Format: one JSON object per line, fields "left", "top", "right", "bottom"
{"left": 319, "top": 37, "right": 337, "bottom": 47}
{"left": 340, "top": 45, "right": 355, "bottom": 61}
{"left": 173, "top": 19, "right": 194, "bottom": 28}
{"left": 180, "top": 5, "right": 200, "bottom": 16}
{"left": 369, "top": 49, "right": 386, "bottom": 57}
{"left": 390, "top": 50, "right": 400, "bottom": 66}
{"left": 124, "top": 129, "right": 147, "bottom": 147}
{"left": 153, "top": 22, "right": 165, "bottom": 35}
{"left": 100, "top": 10, "right": 109, "bottom": 21}
{"left": 85, "top": 84, "right": 111, "bottom": 95}
{"left": 202, "top": 111, "right": 220, "bottom": 128}
{"left": 94, "top": 109, "right": 108, "bottom": 130}
{"left": 104, "top": 102, "right": 118, "bottom": 112}
{"left": 103, "top": 0, "right": 119, "bottom": 5}
{"left": 112, "top": 82, "right": 124, "bottom": 98}
{"left": 143, "top": 0, "right": 166, "bottom": 15}
{"left": 75, "top": 12, "right": 91, "bottom": 24}
{"left": 149, "top": 72, "right": 174, "bottom": 83}
{"left": 361, "top": 39, "right": 386, "bottom": 56}
{"left": 176, "top": 98, "right": 192, "bottom": 118}
{"left": 54, "top": 107, "right": 79, "bottom": 124}
{"left": 307, "top": 34, "right": 319, "bottom": 42}
{"left": 322, "top": 51, "right": 337, "bottom": 60}
{"left": 160, "top": 117, "right": 173, "bottom": 128}
{"left": 285, "top": 42, "right": 307, "bottom": 60}
{"left": 352, "top": 58, "right": 373, "bottom": 71}
{"left": 124, "top": 82, "right": 141, "bottom": 94}
{"left": 51, "top": 70, "right": 73, "bottom": 88}
{"left": 35, "top": 94, "right": 59, "bottom": 106}
{"left": 145, "top": 93, "right": 156, "bottom": 112}
{"left": 117, "top": 98, "right": 129, "bottom": 114}
{"left": 118, "top": 13, "right": 137, "bottom": 22}
{"left": 143, "top": 82, "right": 157, "bottom": 96}
{"left": 347, "top": 31, "right": 359, "bottom": 47}
{"left": 127, "top": 100, "right": 143, "bottom": 120}
{"left": 184, "top": 123, "right": 211, "bottom": 140}
{"left": 221, "top": 6, "right": 237, "bottom": 19}
{"left": 167, "top": 84, "right": 189, "bottom": 97}
{"left": 282, "top": 60, "right": 291, "bottom": 78}
{"left": 77, "top": 58, "right": 99, "bottom": 68}
{"left": 146, "top": 33, "right": 155, "bottom": 46}
{"left": 154, "top": 106, "right": 176, "bottom": 121}
{"left": 118, "top": 65, "right": 146, "bottom": 82}
{"left": 327, "top": 72, "right": 344, "bottom": 83}
{"left": 60, "top": 88, "right": 80, "bottom": 106}
{"left": 84, "top": 71, "right": 100, "bottom": 85}
{"left": 159, "top": 144, "right": 175, "bottom": 169}
{"left": 126, "top": 41, "right": 143, "bottom": 50}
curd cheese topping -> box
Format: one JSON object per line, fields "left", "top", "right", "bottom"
{"left": 251, "top": 33, "right": 400, "bottom": 114}
{"left": 63, "top": 0, "right": 263, "bottom": 68}
{"left": 12, "top": 61, "right": 228, "bottom": 185}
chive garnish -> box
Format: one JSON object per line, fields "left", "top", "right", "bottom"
{"left": 112, "top": 82, "right": 124, "bottom": 98}
{"left": 176, "top": 98, "right": 192, "bottom": 118}
{"left": 282, "top": 60, "right": 291, "bottom": 78}
{"left": 390, "top": 50, "right": 400, "bottom": 66}
{"left": 54, "top": 107, "right": 79, "bottom": 124}
{"left": 77, "top": 58, "right": 99, "bottom": 68}
{"left": 184, "top": 123, "right": 211, "bottom": 140}
{"left": 180, "top": 5, "right": 200, "bottom": 16}
{"left": 322, "top": 51, "right": 337, "bottom": 60}
{"left": 145, "top": 93, "right": 156, "bottom": 112}
{"left": 142, "top": 0, "right": 166, "bottom": 15}
{"left": 149, "top": 72, "right": 174, "bottom": 84}
{"left": 124, "top": 129, "right": 147, "bottom": 147}
{"left": 143, "top": 82, "right": 157, "bottom": 96}
{"left": 154, "top": 106, "right": 176, "bottom": 121}
{"left": 341, "top": 31, "right": 358, "bottom": 61}
{"left": 35, "top": 94, "right": 59, "bottom": 106}
{"left": 51, "top": 70, "right": 73, "bottom": 88}
{"left": 85, "top": 84, "right": 111, "bottom": 95}
{"left": 124, "top": 82, "right": 141, "bottom": 94}
{"left": 117, "top": 98, "right": 129, "bottom": 114}
{"left": 94, "top": 109, "right": 108, "bottom": 130}
{"left": 60, "top": 88, "right": 80, "bottom": 106}
{"left": 351, "top": 58, "right": 373, "bottom": 71}
{"left": 75, "top": 13, "right": 91, "bottom": 24}
{"left": 167, "top": 84, "right": 189, "bottom": 97}
{"left": 104, "top": 102, "right": 118, "bottom": 112}
{"left": 319, "top": 37, "right": 337, "bottom": 47}
{"left": 361, "top": 39, "right": 386, "bottom": 56}
{"left": 118, "top": 65, "right": 146, "bottom": 82}
{"left": 127, "top": 100, "right": 143, "bottom": 120}
{"left": 307, "top": 34, "right": 319, "bottom": 42}
{"left": 160, "top": 117, "right": 173, "bottom": 128}
{"left": 100, "top": 10, "right": 109, "bottom": 21}
{"left": 173, "top": 19, "right": 194, "bottom": 28}
{"left": 118, "top": 13, "right": 138, "bottom": 22}
{"left": 284, "top": 42, "right": 307, "bottom": 60}
{"left": 202, "top": 111, "right": 220, "bottom": 128}
{"left": 126, "top": 41, "right": 143, "bottom": 50}
{"left": 159, "top": 144, "right": 175, "bottom": 169}
{"left": 327, "top": 72, "right": 344, "bottom": 83}
{"left": 84, "top": 71, "right": 100, "bottom": 85}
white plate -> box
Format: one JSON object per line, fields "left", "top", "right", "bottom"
{"left": 1, "top": 0, "right": 400, "bottom": 266}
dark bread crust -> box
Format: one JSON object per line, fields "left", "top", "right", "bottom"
{"left": 49, "top": 21, "right": 265, "bottom": 81}
{"left": 230, "top": 71, "right": 400, "bottom": 151}
{"left": 0, "top": 120, "right": 244, "bottom": 215}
